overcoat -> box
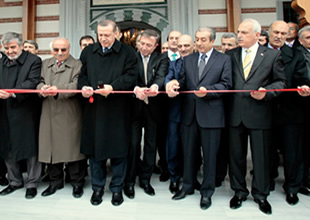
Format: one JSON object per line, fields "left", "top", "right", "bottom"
{"left": 0, "top": 51, "right": 41, "bottom": 161}
{"left": 37, "top": 55, "right": 85, "bottom": 163}
{"left": 78, "top": 40, "right": 138, "bottom": 160}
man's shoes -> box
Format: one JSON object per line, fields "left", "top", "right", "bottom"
{"left": 159, "top": 171, "right": 169, "bottom": 182}
{"left": 194, "top": 180, "right": 201, "bottom": 191}
{"left": 72, "top": 186, "right": 84, "bottom": 198}
{"left": 0, "top": 176, "right": 9, "bottom": 186}
{"left": 41, "top": 184, "right": 64, "bottom": 197}
{"left": 169, "top": 181, "right": 179, "bottom": 194}
{"left": 111, "top": 192, "right": 124, "bottom": 206}
{"left": 254, "top": 198, "right": 272, "bottom": 215}
{"left": 0, "top": 184, "right": 23, "bottom": 195}
{"left": 25, "top": 188, "right": 37, "bottom": 199}
{"left": 139, "top": 183, "right": 155, "bottom": 196}
{"left": 299, "top": 186, "right": 310, "bottom": 196}
{"left": 229, "top": 195, "right": 247, "bottom": 209}
{"left": 172, "top": 190, "right": 194, "bottom": 200}
{"left": 90, "top": 188, "right": 104, "bottom": 206}
{"left": 286, "top": 193, "right": 299, "bottom": 205}
{"left": 124, "top": 185, "right": 135, "bottom": 199}
{"left": 200, "top": 196, "right": 212, "bottom": 210}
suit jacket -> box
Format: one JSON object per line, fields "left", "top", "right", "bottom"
{"left": 274, "top": 45, "right": 309, "bottom": 125}
{"left": 226, "top": 45, "right": 286, "bottom": 129}
{"left": 179, "top": 50, "right": 232, "bottom": 128}
{"left": 0, "top": 51, "right": 42, "bottom": 161}
{"left": 131, "top": 51, "right": 169, "bottom": 122}
{"left": 165, "top": 58, "right": 183, "bottom": 123}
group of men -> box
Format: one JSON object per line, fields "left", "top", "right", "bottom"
{"left": 1, "top": 18, "right": 310, "bottom": 215}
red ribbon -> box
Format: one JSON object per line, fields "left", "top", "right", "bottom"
{"left": 1, "top": 88, "right": 304, "bottom": 94}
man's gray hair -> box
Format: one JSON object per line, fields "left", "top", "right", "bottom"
{"left": 298, "top": 26, "right": 310, "bottom": 39}
{"left": 242, "top": 18, "right": 261, "bottom": 34}
{"left": 1, "top": 32, "right": 23, "bottom": 46}
{"left": 98, "top": 19, "right": 117, "bottom": 32}
{"left": 196, "top": 27, "right": 216, "bottom": 41}
{"left": 23, "top": 40, "right": 39, "bottom": 49}
{"left": 221, "top": 32, "right": 238, "bottom": 44}
{"left": 140, "top": 29, "right": 160, "bottom": 44}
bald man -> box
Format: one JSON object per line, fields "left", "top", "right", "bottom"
{"left": 165, "top": 34, "right": 194, "bottom": 193}
{"left": 38, "top": 38, "right": 87, "bottom": 198}
{"left": 268, "top": 21, "right": 310, "bottom": 206}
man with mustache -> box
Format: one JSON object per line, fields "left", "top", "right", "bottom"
{"left": 0, "top": 32, "right": 42, "bottom": 199}
{"left": 226, "top": 19, "right": 286, "bottom": 215}
{"left": 268, "top": 20, "right": 310, "bottom": 205}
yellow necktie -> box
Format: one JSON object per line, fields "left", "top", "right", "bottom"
{"left": 243, "top": 49, "right": 252, "bottom": 79}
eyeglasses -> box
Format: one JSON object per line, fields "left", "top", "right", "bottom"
{"left": 53, "top": 48, "right": 67, "bottom": 52}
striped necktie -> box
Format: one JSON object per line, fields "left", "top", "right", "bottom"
{"left": 243, "top": 49, "right": 252, "bottom": 79}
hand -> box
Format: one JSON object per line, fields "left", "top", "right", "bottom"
{"left": 146, "top": 85, "right": 159, "bottom": 97}
{"left": 46, "top": 85, "right": 58, "bottom": 96}
{"left": 250, "top": 87, "right": 266, "bottom": 100}
{"left": 195, "top": 86, "right": 207, "bottom": 98}
{"left": 135, "top": 87, "right": 148, "bottom": 100}
{"left": 0, "top": 90, "right": 12, "bottom": 99}
{"left": 81, "top": 86, "right": 94, "bottom": 98}
{"left": 40, "top": 85, "right": 50, "bottom": 97}
{"left": 298, "top": 85, "right": 310, "bottom": 97}
{"left": 96, "top": 84, "right": 113, "bottom": 98}
{"left": 166, "top": 80, "right": 180, "bottom": 98}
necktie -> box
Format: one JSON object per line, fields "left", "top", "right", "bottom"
{"left": 243, "top": 49, "right": 252, "bottom": 79}
{"left": 57, "top": 61, "right": 62, "bottom": 68}
{"left": 198, "top": 54, "right": 206, "bottom": 79}
{"left": 172, "top": 53, "right": 177, "bottom": 61}
{"left": 143, "top": 56, "right": 149, "bottom": 104}
{"left": 103, "top": 47, "right": 108, "bottom": 53}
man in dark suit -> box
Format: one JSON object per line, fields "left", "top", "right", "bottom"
{"left": 124, "top": 29, "right": 168, "bottom": 199}
{"left": 226, "top": 19, "right": 286, "bottom": 215}
{"left": 298, "top": 26, "right": 310, "bottom": 195}
{"left": 164, "top": 34, "right": 194, "bottom": 194}
{"left": 166, "top": 27, "right": 232, "bottom": 210}
{"left": 0, "top": 32, "right": 42, "bottom": 199}
{"left": 78, "top": 20, "right": 138, "bottom": 206}
{"left": 268, "top": 21, "right": 310, "bottom": 206}
{"left": 0, "top": 40, "right": 9, "bottom": 187}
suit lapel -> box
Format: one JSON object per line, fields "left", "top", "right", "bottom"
{"left": 137, "top": 53, "right": 145, "bottom": 83}
{"left": 233, "top": 47, "right": 244, "bottom": 79}
{"left": 199, "top": 50, "right": 218, "bottom": 82}
{"left": 191, "top": 53, "right": 199, "bottom": 84}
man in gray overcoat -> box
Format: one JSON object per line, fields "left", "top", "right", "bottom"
{"left": 37, "top": 38, "right": 87, "bottom": 198}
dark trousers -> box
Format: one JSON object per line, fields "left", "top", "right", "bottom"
{"left": 126, "top": 105, "right": 157, "bottom": 186}
{"left": 166, "top": 120, "right": 182, "bottom": 183}
{"left": 90, "top": 157, "right": 127, "bottom": 192}
{"left": 181, "top": 119, "right": 221, "bottom": 198}
{"left": 303, "top": 119, "right": 310, "bottom": 186}
{"left": 277, "top": 125, "right": 304, "bottom": 194}
{"left": 216, "top": 127, "right": 229, "bottom": 182}
{"left": 5, "top": 156, "right": 41, "bottom": 189}
{"left": 47, "top": 159, "right": 87, "bottom": 187}
{"left": 229, "top": 124, "right": 271, "bottom": 200}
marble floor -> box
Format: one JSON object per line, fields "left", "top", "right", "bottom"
{"left": 0, "top": 164, "right": 310, "bottom": 220}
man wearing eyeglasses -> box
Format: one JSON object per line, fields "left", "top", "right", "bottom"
{"left": 0, "top": 32, "right": 42, "bottom": 199}
{"left": 37, "top": 38, "right": 87, "bottom": 199}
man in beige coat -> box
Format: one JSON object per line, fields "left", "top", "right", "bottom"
{"left": 37, "top": 38, "right": 87, "bottom": 198}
